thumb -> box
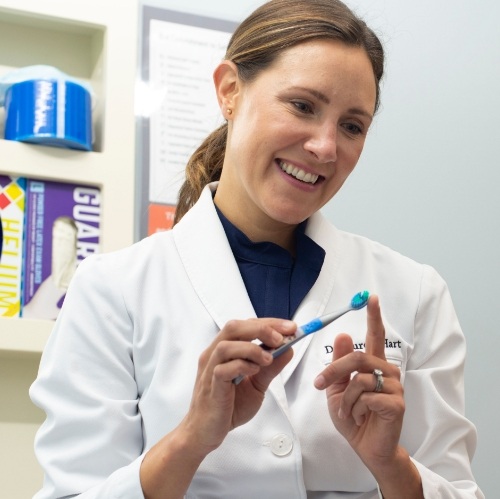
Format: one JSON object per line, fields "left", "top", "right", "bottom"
{"left": 333, "top": 333, "right": 354, "bottom": 361}
{"left": 314, "top": 333, "right": 353, "bottom": 391}
{"left": 332, "top": 333, "right": 354, "bottom": 388}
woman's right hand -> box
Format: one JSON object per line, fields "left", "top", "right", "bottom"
{"left": 140, "top": 318, "right": 295, "bottom": 499}
{"left": 184, "top": 318, "right": 295, "bottom": 452}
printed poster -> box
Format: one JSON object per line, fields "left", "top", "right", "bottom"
{"left": 137, "top": 7, "right": 236, "bottom": 237}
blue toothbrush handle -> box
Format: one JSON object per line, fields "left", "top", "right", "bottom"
{"left": 232, "top": 293, "right": 368, "bottom": 385}
{"left": 300, "top": 318, "right": 324, "bottom": 335}
{"left": 232, "top": 324, "right": 315, "bottom": 384}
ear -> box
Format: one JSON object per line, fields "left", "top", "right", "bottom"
{"left": 213, "top": 60, "right": 240, "bottom": 119}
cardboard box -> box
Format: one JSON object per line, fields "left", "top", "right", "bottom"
{"left": 0, "top": 175, "right": 27, "bottom": 318}
{"left": 22, "top": 179, "right": 101, "bottom": 320}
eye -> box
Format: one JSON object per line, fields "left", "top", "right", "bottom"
{"left": 342, "top": 122, "right": 363, "bottom": 135}
{"left": 292, "top": 100, "right": 314, "bottom": 114}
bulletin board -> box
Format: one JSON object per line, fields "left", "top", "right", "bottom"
{"left": 136, "top": 5, "right": 237, "bottom": 239}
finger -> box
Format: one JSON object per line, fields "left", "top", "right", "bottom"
{"left": 217, "top": 319, "right": 296, "bottom": 385}
{"left": 220, "top": 318, "right": 296, "bottom": 349}
{"left": 350, "top": 393, "right": 380, "bottom": 426}
{"left": 333, "top": 333, "right": 354, "bottom": 361}
{"left": 317, "top": 350, "right": 401, "bottom": 387}
{"left": 210, "top": 340, "right": 274, "bottom": 383}
{"left": 205, "top": 318, "right": 294, "bottom": 381}
{"left": 364, "top": 295, "right": 386, "bottom": 360}
{"left": 219, "top": 341, "right": 294, "bottom": 388}
{"left": 350, "top": 391, "right": 406, "bottom": 427}
{"left": 339, "top": 372, "right": 401, "bottom": 419}
{"left": 213, "top": 356, "right": 265, "bottom": 383}
{"left": 315, "top": 333, "right": 353, "bottom": 390}
{"left": 250, "top": 348, "right": 294, "bottom": 390}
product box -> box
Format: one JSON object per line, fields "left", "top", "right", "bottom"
{"left": 0, "top": 175, "right": 27, "bottom": 317}
{"left": 22, "top": 179, "right": 101, "bottom": 320}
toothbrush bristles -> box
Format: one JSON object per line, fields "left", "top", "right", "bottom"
{"left": 351, "top": 290, "right": 370, "bottom": 309}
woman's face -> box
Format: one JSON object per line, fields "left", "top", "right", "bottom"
{"left": 214, "top": 39, "right": 377, "bottom": 246}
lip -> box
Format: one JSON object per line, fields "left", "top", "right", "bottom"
{"left": 276, "top": 159, "right": 325, "bottom": 189}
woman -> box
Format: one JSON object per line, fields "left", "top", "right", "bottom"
{"left": 30, "top": 0, "right": 483, "bottom": 497}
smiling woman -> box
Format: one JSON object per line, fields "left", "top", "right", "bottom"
{"left": 30, "top": 1, "right": 483, "bottom": 498}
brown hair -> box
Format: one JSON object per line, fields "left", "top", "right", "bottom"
{"left": 174, "top": 0, "right": 384, "bottom": 224}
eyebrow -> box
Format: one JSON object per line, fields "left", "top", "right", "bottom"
{"left": 291, "top": 86, "right": 374, "bottom": 121}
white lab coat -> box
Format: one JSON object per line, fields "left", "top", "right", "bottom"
{"left": 30, "top": 183, "right": 483, "bottom": 498}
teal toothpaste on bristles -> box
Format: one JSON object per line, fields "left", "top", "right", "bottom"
{"left": 350, "top": 290, "right": 370, "bottom": 310}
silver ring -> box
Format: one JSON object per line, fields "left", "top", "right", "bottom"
{"left": 373, "top": 369, "right": 384, "bottom": 393}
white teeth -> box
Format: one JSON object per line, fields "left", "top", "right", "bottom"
{"left": 296, "top": 169, "right": 305, "bottom": 180}
{"left": 279, "top": 161, "right": 319, "bottom": 184}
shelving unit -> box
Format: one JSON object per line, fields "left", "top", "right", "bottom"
{"left": 0, "top": 1, "right": 139, "bottom": 497}
{"left": 0, "top": 0, "right": 138, "bottom": 352}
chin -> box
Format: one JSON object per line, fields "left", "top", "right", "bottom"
{"left": 274, "top": 195, "right": 322, "bottom": 221}
{"left": 266, "top": 207, "right": 311, "bottom": 226}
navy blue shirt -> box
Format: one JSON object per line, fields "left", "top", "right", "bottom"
{"left": 216, "top": 207, "right": 325, "bottom": 320}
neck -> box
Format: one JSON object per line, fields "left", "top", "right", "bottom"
{"left": 213, "top": 198, "right": 297, "bottom": 254}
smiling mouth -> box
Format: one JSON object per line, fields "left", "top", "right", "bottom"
{"left": 279, "top": 160, "right": 321, "bottom": 185}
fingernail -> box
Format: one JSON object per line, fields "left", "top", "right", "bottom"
{"left": 338, "top": 408, "right": 345, "bottom": 420}
{"left": 282, "top": 320, "right": 295, "bottom": 331}
{"left": 314, "top": 374, "right": 325, "bottom": 389}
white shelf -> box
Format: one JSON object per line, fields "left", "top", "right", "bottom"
{"left": 0, "top": 317, "right": 52, "bottom": 357}
{"left": 0, "top": 139, "right": 108, "bottom": 185}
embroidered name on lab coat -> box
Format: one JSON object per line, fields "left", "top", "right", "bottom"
{"left": 323, "top": 338, "right": 402, "bottom": 354}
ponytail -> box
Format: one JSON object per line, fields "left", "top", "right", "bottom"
{"left": 173, "top": 123, "right": 227, "bottom": 225}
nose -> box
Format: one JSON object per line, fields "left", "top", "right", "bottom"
{"left": 304, "top": 125, "right": 338, "bottom": 163}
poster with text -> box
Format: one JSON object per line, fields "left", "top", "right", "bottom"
{"left": 137, "top": 7, "right": 236, "bottom": 238}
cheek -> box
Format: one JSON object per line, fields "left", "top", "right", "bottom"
{"left": 231, "top": 117, "right": 288, "bottom": 161}
{"left": 340, "top": 140, "right": 366, "bottom": 170}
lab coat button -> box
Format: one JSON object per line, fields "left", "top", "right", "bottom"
{"left": 270, "top": 433, "right": 293, "bottom": 456}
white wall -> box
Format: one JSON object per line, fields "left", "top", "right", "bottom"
{"left": 327, "top": 3, "right": 500, "bottom": 498}
{"left": 144, "top": 0, "right": 499, "bottom": 496}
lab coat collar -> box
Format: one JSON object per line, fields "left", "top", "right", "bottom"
{"left": 172, "top": 183, "right": 256, "bottom": 330}
{"left": 172, "top": 183, "right": 340, "bottom": 386}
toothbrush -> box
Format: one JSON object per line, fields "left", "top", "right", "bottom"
{"left": 232, "top": 290, "right": 370, "bottom": 384}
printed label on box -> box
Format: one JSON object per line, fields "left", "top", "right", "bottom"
{"left": 0, "top": 175, "right": 26, "bottom": 318}
{"left": 22, "top": 180, "right": 101, "bottom": 320}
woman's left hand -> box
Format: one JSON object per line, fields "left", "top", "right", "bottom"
{"left": 314, "top": 295, "right": 405, "bottom": 470}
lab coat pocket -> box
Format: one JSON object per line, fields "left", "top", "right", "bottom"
{"left": 320, "top": 341, "right": 408, "bottom": 385}
{"left": 386, "top": 353, "right": 407, "bottom": 385}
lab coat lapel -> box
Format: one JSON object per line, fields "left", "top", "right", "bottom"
{"left": 172, "top": 184, "right": 256, "bottom": 331}
{"left": 280, "top": 211, "right": 339, "bottom": 385}
{"left": 171, "top": 184, "right": 291, "bottom": 413}
{"left": 173, "top": 186, "right": 292, "bottom": 412}
{"left": 173, "top": 187, "right": 339, "bottom": 406}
